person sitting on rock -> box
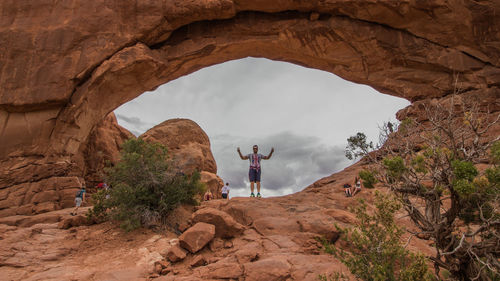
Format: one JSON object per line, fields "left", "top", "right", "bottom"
{"left": 204, "top": 190, "right": 213, "bottom": 201}
{"left": 221, "top": 182, "right": 230, "bottom": 199}
{"left": 71, "top": 185, "right": 86, "bottom": 216}
{"left": 343, "top": 183, "right": 352, "bottom": 197}
{"left": 352, "top": 176, "right": 362, "bottom": 196}
{"left": 237, "top": 145, "right": 274, "bottom": 198}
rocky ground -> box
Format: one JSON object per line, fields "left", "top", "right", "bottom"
{"left": 0, "top": 162, "right": 434, "bottom": 281}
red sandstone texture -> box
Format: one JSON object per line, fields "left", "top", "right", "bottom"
{"left": 0, "top": 1, "right": 499, "bottom": 280}
{"left": 0, "top": 162, "right": 435, "bottom": 281}
{"left": 141, "top": 119, "right": 217, "bottom": 174}
{"left": 79, "top": 112, "right": 134, "bottom": 186}
{"left": 140, "top": 118, "right": 224, "bottom": 198}
{"left": 0, "top": 0, "right": 499, "bottom": 216}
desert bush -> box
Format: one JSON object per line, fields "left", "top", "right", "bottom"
{"left": 345, "top": 94, "right": 500, "bottom": 280}
{"left": 358, "top": 169, "right": 377, "bottom": 188}
{"left": 88, "top": 138, "right": 205, "bottom": 231}
{"left": 321, "top": 192, "right": 432, "bottom": 281}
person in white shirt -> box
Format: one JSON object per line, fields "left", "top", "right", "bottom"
{"left": 221, "top": 182, "right": 230, "bottom": 199}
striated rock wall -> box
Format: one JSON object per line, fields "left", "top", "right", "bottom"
{"left": 0, "top": 0, "right": 499, "bottom": 217}
{"left": 0, "top": 112, "right": 132, "bottom": 217}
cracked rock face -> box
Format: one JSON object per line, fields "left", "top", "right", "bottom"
{"left": 0, "top": 0, "right": 499, "bottom": 216}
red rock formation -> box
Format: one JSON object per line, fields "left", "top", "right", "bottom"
{"left": 140, "top": 119, "right": 217, "bottom": 174}
{"left": 140, "top": 118, "right": 224, "bottom": 199}
{"left": 191, "top": 207, "right": 245, "bottom": 238}
{"left": 79, "top": 112, "right": 134, "bottom": 186}
{"left": 0, "top": 0, "right": 499, "bottom": 217}
{"left": 179, "top": 222, "right": 216, "bottom": 254}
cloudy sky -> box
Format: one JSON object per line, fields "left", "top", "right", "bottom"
{"left": 114, "top": 58, "right": 410, "bottom": 198}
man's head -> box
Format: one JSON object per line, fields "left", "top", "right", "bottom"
{"left": 226, "top": 182, "right": 229, "bottom": 186}
{"left": 253, "top": 145, "right": 258, "bottom": 153}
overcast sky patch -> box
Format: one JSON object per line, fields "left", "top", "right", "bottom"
{"left": 115, "top": 57, "right": 410, "bottom": 198}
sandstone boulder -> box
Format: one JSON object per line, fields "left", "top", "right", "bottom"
{"left": 244, "top": 257, "right": 291, "bottom": 281}
{"left": 79, "top": 112, "right": 134, "bottom": 186}
{"left": 165, "top": 244, "right": 187, "bottom": 263}
{"left": 195, "top": 261, "right": 243, "bottom": 280}
{"left": 200, "top": 171, "right": 224, "bottom": 200}
{"left": 58, "top": 215, "right": 89, "bottom": 229}
{"left": 192, "top": 207, "right": 245, "bottom": 238}
{"left": 179, "top": 222, "right": 215, "bottom": 253}
{"left": 190, "top": 255, "right": 207, "bottom": 267}
{"left": 140, "top": 119, "right": 217, "bottom": 174}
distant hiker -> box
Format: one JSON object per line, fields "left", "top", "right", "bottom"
{"left": 343, "top": 183, "right": 352, "bottom": 197}
{"left": 237, "top": 145, "right": 274, "bottom": 198}
{"left": 221, "top": 182, "right": 230, "bottom": 199}
{"left": 104, "top": 183, "right": 111, "bottom": 199}
{"left": 352, "top": 176, "right": 362, "bottom": 196}
{"left": 204, "top": 190, "right": 213, "bottom": 201}
{"left": 387, "top": 121, "right": 394, "bottom": 133}
{"left": 71, "top": 185, "right": 86, "bottom": 216}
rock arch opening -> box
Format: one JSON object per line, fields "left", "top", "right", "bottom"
{"left": 114, "top": 57, "right": 410, "bottom": 197}
{"left": 0, "top": 1, "right": 498, "bottom": 216}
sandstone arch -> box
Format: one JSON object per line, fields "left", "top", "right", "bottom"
{"left": 0, "top": 1, "right": 499, "bottom": 216}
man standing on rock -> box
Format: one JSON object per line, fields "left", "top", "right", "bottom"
{"left": 237, "top": 145, "right": 274, "bottom": 198}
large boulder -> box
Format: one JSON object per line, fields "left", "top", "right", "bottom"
{"left": 79, "top": 112, "right": 134, "bottom": 186}
{"left": 179, "top": 222, "right": 215, "bottom": 254}
{"left": 140, "top": 119, "right": 217, "bottom": 174}
{"left": 165, "top": 244, "right": 187, "bottom": 263}
{"left": 191, "top": 207, "right": 245, "bottom": 238}
{"left": 140, "top": 118, "right": 223, "bottom": 199}
{"left": 200, "top": 171, "right": 224, "bottom": 200}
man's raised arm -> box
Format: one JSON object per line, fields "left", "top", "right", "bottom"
{"left": 237, "top": 147, "right": 249, "bottom": 160}
{"left": 263, "top": 147, "right": 274, "bottom": 159}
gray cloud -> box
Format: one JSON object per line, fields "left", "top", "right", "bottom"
{"left": 115, "top": 114, "right": 154, "bottom": 136}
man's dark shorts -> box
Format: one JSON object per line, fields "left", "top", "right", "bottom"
{"left": 222, "top": 193, "right": 228, "bottom": 199}
{"left": 249, "top": 168, "right": 261, "bottom": 182}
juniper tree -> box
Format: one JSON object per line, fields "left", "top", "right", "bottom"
{"left": 346, "top": 95, "right": 500, "bottom": 280}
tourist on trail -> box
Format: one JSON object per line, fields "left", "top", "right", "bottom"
{"left": 204, "top": 190, "right": 213, "bottom": 201}
{"left": 104, "top": 183, "right": 111, "bottom": 199}
{"left": 221, "top": 182, "right": 230, "bottom": 199}
{"left": 352, "top": 176, "right": 362, "bottom": 196}
{"left": 71, "top": 185, "right": 86, "bottom": 216}
{"left": 343, "top": 183, "right": 352, "bottom": 197}
{"left": 237, "top": 145, "right": 274, "bottom": 198}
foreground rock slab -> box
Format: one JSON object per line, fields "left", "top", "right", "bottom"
{"left": 179, "top": 222, "right": 215, "bottom": 254}
{"left": 191, "top": 207, "right": 245, "bottom": 238}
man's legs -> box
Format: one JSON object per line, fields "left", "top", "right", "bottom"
{"left": 249, "top": 169, "right": 257, "bottom": 197}
{"left": 256, "top": 182, "right": 261, "bottom": 193}
{"left": 250, "top": 182, "right": 255, "bottom": 194}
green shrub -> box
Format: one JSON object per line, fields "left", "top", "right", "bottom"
{"left": 383, "top": 156, "right": 406, "bottom": 182}
{"left": 359, "top": 170, "right": 377, "bottom": 188}
{"left": 491, "top": 141, "right": 500, "bottom": 164}
{"left": 88, "top": 138, "right": 205, "bottom": 231}
{"left": 321, "top": 192, "right": 432, "bottom": 281}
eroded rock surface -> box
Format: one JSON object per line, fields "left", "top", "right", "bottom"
{"left": 140, "top": 118, "right": 224, "bottom": 198}
{"left": 1, "top": 0, "right": 499, "bottom": 217}
{"left": 79, "top": 112, "right": 134, "bottom": 186}
{"left": 140, "top": 119, "right": 217, "bottom": 174}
